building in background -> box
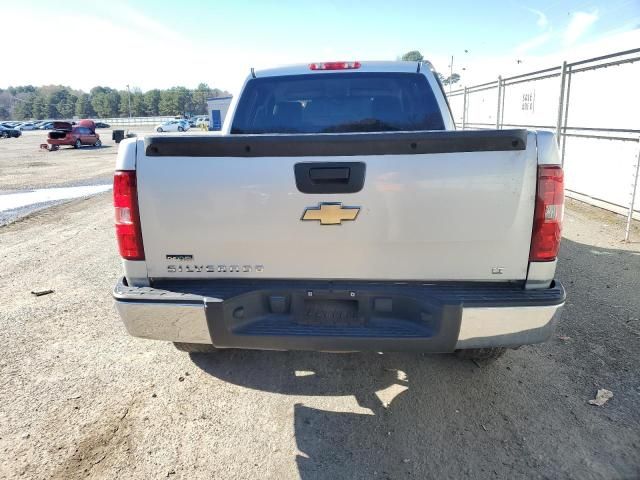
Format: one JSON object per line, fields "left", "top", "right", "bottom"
{"left": 206, "top": 96, "right": 233, "bottom": 131}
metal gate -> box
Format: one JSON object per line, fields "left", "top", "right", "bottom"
{"left": 447, "top": 48, "right": 640, "bottom": 242}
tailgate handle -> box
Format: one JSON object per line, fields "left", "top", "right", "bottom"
{"left": 294, "top": 162, "right": 366, "bottom": 194}
{"left": 309, "top": 167, "right": 350, "bottom": 183}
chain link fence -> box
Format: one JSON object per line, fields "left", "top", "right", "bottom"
{"left": 447, "top": 48, "right": 640, "bottom": 242}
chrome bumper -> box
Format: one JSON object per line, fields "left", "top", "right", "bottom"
{"left": 454, "top": 304, "right": 563, "bottom": 349}
{"left": 115, "top": 301, "right": 212, "bottom": 344}
{"left": 114, "top": 278, "right": 564, "bottom": 350}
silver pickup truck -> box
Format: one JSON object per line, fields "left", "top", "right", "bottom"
{"left": 112, "top": 60, "right": 565, "bottom": 361}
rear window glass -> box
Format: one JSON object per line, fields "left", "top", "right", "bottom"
{"left": 231, "top": 72, "right": 445, "bottom": 134}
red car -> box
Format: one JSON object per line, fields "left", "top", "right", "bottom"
{"left": 47, "top": 120, "right": 101, "bottom": 148}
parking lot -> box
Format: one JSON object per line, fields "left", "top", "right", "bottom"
{"left": 1, "top": 129, "right": 111, "bottom": 191}
{"left": 0, "top": 133, "right": 639, "bottom": 479}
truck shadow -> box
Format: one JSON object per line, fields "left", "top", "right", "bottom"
{"left": 188, "top": 237, "right": 640, "bottom": 479}
{"left": 190, "top": 348, "right": 506, "bottom": 478}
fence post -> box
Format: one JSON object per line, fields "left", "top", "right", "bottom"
{"left": 560, "top": 65, "right": 572, "bottom": 167}
{"left": 500, "top": 79, "right": 506, "bottom": 127}
{"left": 556, "top": 61, "right": 567, "bottom": 146}
{"left": 625, "top": 138, "right": 640, "bottom": 242}
{"left": 462, "top": 87, "right": 468, "bottom": 130}
{"left": 496, "top": 76, "right": 502, "bottom": 129}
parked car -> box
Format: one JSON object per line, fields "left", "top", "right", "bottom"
{"left": 186, "top": 116, "right": 207, "bottom": 127}
{"left": 155, "top": 120, "right": 189, "bottom": 132}
{"left": 113, "top": 60, "right": 565, "bottom": 361}
{"left": 0, "top": 125, "right": 21, "bottom": 138}
{"left": 38, "top": 122, "right": 55, "bottom": 130}
{"left": 94, "top": 122, "right": 110, "bottom": 129}
{"left": 47, "top": 119, "right": 101, "bottom": 148}
{"left": 195, "top": 116, "right": 210, "bottom": 128}
{"left": 17, "top": 122, "right": 38, "bottom": 131}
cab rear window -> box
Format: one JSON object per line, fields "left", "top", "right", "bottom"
{"left": 231, "top": 72, "right": 445, "bottom": 134}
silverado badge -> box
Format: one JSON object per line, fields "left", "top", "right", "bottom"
{"left": 301, "top": 202, "right": 360, "bottom": 225}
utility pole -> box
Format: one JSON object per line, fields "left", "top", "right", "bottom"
{"left": 126, "top": 84, "right": 132, "bottom": 121}
{"left": 449, "top": 55, "right": 454, "bottom": 94}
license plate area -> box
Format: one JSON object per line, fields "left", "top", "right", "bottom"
{"left": 296, "top": 298, "right": 363, "bottom": 326}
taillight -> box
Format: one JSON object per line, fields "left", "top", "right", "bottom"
{"left": 113, "top": 171, "right": 145, "bottom": 260}
{"left": 309, "top": 61, "right": 361, "bottom": 70}
{"left": 530, "top": 165, "right": 564, "bottom": 261}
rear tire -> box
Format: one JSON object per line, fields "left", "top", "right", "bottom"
{"left": 455, "top": 347, "right": 507, "bottom": 361}
{"left": 178, "top": 126, "right": 184, "bottom": 132}
{"left": 173, "top": 342, "right": 217, "bottom": 353}
{"left": 74, "top": 139, "right": 82, "bottom": 149}
{"left": 157, "top": 127, "right": 163, "bottom": 133}
{"left": 94, "top": 139, "right": 102, "bottom": 147}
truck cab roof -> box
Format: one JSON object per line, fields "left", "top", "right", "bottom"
{"left": 253, "top": 60, "right": 432, "bottom": 78}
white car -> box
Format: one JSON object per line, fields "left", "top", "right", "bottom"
{"left": 195, "top": 116, "right": 210, "bottom": 128}
{"left": 155, "top": 120, "right": 189, "bottom": 133}
{"left": 17, "top": 122, "right": 38, "bottom": 131}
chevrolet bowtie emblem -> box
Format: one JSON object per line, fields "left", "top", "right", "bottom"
{"left": 301, "top": 202, "right": 360, "bottom": 225}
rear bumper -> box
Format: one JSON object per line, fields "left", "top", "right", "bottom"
{"left": 113, "top": 278, "right": 565, "bottom": 352}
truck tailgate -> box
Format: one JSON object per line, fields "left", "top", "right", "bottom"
{"left": 136, "top": 130, "right": 537, "bottom": 282}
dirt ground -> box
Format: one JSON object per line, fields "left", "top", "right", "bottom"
{"left": 0, "top": 168, "right": 639, "bottom": 478}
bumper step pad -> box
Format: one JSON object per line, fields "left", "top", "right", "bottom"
{"left": 115, "top": 278, "right": 565, "bottom": 352}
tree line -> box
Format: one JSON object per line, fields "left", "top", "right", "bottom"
{"left": 1, "top": 54, "right": 450, "bottom": 121}
{"left": 0, "top": 83, "right": 230, "bottom": 120}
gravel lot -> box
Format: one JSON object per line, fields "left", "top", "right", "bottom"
{"left": 0, "top": 140, "right": 639, "bottom": 479}
{"left": 0, "top": 127, "right": 155, "bottom": 191}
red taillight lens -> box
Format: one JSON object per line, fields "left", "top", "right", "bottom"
{"left": 309, "top": 61, "right": 361, "bottom": 70}
{"left": 114, "top": 171, "right": 145, "bottom": 260}
{"left": 530, "top": 165, "right": 564, "bottom": 262}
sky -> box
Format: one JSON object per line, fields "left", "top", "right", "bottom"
{"left": 3, "top": 0, "right": 639, "bottom": 94}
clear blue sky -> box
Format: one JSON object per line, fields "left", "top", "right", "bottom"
{"left": 165, "top": 0, "right": 637, "bottom": 55}
{"left": 4, "top": 0, "right": 639, "bottom": 92}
